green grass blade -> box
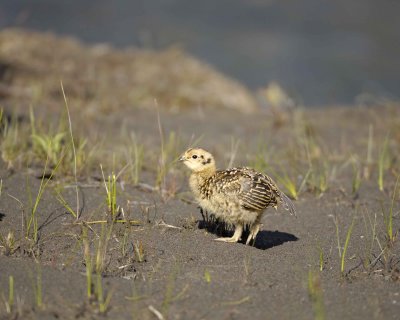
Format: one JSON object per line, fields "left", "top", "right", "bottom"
{"left": 341, "top": 216, "right": 355, "bottom": 274}
{"left": 378, "top": 134, "right": 389, "bottom": 192}
{"left": 388, "top": 175, "right": 399, "bottom": 242}
{"left": 8, "top": 275, "right": 14, "bottom": 311}
{"left": 54, "top": 189, "right": 77, "bottom": 218}
{"left": 61, "top": 81, "right": 80, "bottom": 219}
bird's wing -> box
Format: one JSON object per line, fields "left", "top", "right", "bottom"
{"left": 246, "top": 169, "right": 297, "bottom": 215}
{"left": 238, "top": 168, "right": 280, "bottom": 211}
{"left": 214, "top": 168, "right": 277, "bottom": 211}
{"left": 215, "top": 168, "right": 296, "bottom": 215}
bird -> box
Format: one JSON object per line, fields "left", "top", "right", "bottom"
{"left": 180, "top": 148, "right": 296, "bottom": 245}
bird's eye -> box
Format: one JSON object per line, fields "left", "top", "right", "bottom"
{"left": 192, "top": 155, "right": 198, "bottom": 159}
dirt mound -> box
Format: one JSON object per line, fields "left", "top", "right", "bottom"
{"left": 0, "top": 28, "right": 258, "bottom": 114}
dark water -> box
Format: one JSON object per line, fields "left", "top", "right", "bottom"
{"left": 1, "top": 0, "right": 399, "bottom": 106}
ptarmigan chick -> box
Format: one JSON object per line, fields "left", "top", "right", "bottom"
{"left": 180, "top": 148, "right": 296, "bottom": 245}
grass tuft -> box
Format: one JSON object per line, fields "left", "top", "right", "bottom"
{"left": 32, "top": 265, "right": 43, "bottom": 309}
{"left": 377, "top": 134, "right": 390, "bottom": 192}
{"left": 54, "top": 187, "right": 78, "bottom": 219}
{"left": 351, "top": 155, "right": 362, "bottom": 195}
{"left": 0, "top": 231, "right": 17, "bottom": 256}
{"left": 204, "top": 269, "right": 211, "bottom": 283}
{"left": 100, "top": 165, "right": 120, "bottom": 220}
{"left": 81, "top": 225, "right": 93, "bottom": 298}
{"left": 61, "top": 81, "right": 80, "bottom": 219}
{"left": 276, "top": 171, "right": 299, "bottom": 200}
{"left": 383, "top": 175, "right": 399, "bottom": 243}
{"left": 2, "top": 275, "right": 14, "bottom": 314}
{"left": 341, "top": 216, "right": 356, "bottom": 275}
{"left": 124, "top": 134, "right": 144, "bottom": 184}
{"left": 134, "top": 241, "right": 145, "bottom": 263}
{"left": 26, "top": 153, "right": 63, "bottom": 243}
{"left": 308, "top": 162, "right": 332, "bottom": 196}
{"left": 95, "top": 273, "right": 113, "bottom": 313}
{"left": 307, "top": 270, "right": 325, "bottom": 320}
{"left": 330, "top": 213, "right": 356, "bottom": 276}
{"left": 161, "top": 266, "right": 188, "bottom": 317}
{"left": 317, "top": 244, "right": 324, "bottom": 272}
{"left": 0, "top": 112, "right": 29, "bottom": 169}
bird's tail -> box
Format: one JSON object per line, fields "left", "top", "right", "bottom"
{"left": 279, "top": 192, "right": 297, "bottom": 217}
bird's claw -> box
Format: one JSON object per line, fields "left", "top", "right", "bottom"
{"left": 214, "top": 236, "right": 241, "bottom": 243}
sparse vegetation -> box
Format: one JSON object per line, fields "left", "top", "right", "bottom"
{"left": 1, "top": 275, "right": 14, "bottom": 314}
{"left": 155, "top": 129, "right": 182, "bottom": 198}
{"left": 0, "top": 231, "right": 17, "bottom": 256}
{"left": 54, "top": 187, "right": 78, "bottom": 219}
{"left": 102, "top": 168, "right": 118, "bottom": 219}
{"left": 383, "top": 175, "right": 399, "bottom": 243}
{"left": 360, "top": 207, "right": 379, "bottom": 270}
{"left": 204, "top": 269, "right": 211, "bottom": 283}
{"left": 82, "top": 225, "right": 93, "bottom": 298}
{"left": 124, "top": 134, "right": 144, "bottom": 184}
{"left": 134, "top": 240, "right": 145, "bottom": 263}
{"left": 1, "top": 102, "right": 399, "bottom": 317}
{"left": 61, "top": 81, "right": 81, "bottom": 219}
{"left": 0, "top": 30, "right": 399, "bottom": 320}
{"left": 276, "top": 170, "right": 300, "bottom": 200}
{"left": 32, "top": 265, "right": 43, "bottom": 309}
{"left": 94, "top": 273, "right": 113, "bottom": 314}
{"left": 317, "top": 244, "right": 325, "bottom": 272}
{"left": 26, "top": 155, "right": 62, "bottom": 244}
{"left": 330, "top": 213, "right": 356, "bottom": 276}
{"left": 363, "top": 124, "right": 374, "bottom": 180}
{"left": 351, "top": 155, "right": 362, "bottom": 196}
{"left": 0, "top": 112, "right": 30, "bottom": 169}
{"left": 341, "top": 216, "right": 355, "bottom": 275}
{"left": 308, "top": 161, "right": 332, "bottom": 196}
{"left": 161, "top": 266, "right": 189, "bottom": 317}
{"left": 307, "top": 270, "right": 325, "bottom": 320}
{"left": 378, "top": 134, "right": 390, "bottom": 192}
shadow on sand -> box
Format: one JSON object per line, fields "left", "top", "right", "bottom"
{"left": 198, "top": 219, "right": 298, "bottom": 250}
{"left": 253, "top": 230, "right": 298, "bottom": 250}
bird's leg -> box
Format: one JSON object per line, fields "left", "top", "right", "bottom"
{"left": 199, "top": 207, "right": 207, "bottom": 228}
{"left": 214, "top": 224, "right": 243, "bottom": 243}
{"left": 245, "top": 223, "right": 261, "bottom": 245}
{"left": 199, "top": 207, "right": 205, "bottom": 221}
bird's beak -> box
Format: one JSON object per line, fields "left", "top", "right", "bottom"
{"left": 179, "top": 155, "right": 186, "bottom": 162}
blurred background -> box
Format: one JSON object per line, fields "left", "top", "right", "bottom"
{"left": 1, "top": 0, "right": 399, "bottom": 106}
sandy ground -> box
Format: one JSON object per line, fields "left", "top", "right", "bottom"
{"left": 0, "top": 30, "right": 399, "bottom": 320}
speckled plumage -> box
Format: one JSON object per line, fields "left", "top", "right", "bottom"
{"left": 180, "top": 148, "right": 296, "bottom": 245}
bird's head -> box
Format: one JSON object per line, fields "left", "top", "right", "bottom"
{"left": 179, "top": 148, "right": 216, "bottom": 173}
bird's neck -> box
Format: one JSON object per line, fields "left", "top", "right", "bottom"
{"left": 189, "top": 166, "right": 216, "bottom": 194}
{"left": 195, "top": 165, "right": 216, "bottom": 180}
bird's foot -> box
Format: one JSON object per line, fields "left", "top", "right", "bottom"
{"left": 214, "top": 224, "right": 243, "bottom": 243}
{"left": 245, "top": 223, "right": 261, "bottom": 246}
{"left": 245, "top": 234, "right": 256, "bottom": 245}
{"left": 214, "top": 236, "right": 241, "bottom": 243}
